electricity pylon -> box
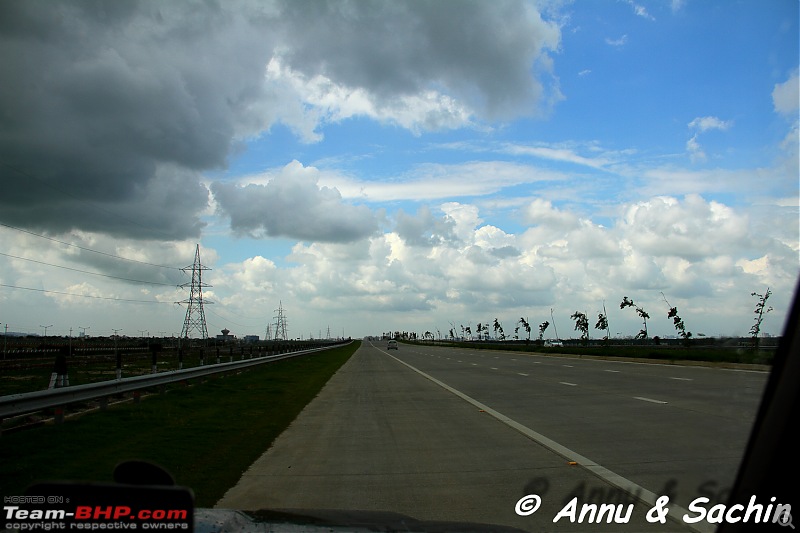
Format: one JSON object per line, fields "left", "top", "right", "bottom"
{"left": 272, "top": 301, "right": 288, "bottom": 341}
{"left": 178, "top": 244, "right": 211, "bottom": 339}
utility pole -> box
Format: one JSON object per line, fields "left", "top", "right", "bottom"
{"left": 112, "top": 328, "right": 122, "bottom": 379}
{"left": 40, "top": 324, "right": 53, "bottom": 339}
{"left": 550, "top": 308, "right": 559, "bottom": 341}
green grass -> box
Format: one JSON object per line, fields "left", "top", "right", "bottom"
{"left": 0, "top": 341, "right": 359, "bottom": 507}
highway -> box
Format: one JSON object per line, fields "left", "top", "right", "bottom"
{"left": 217, "top": 340, "right": 769, "bottom": 532}
{"left": 384, "top": 342, "right": 766, "bottom": 506}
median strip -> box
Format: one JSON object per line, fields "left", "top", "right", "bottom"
{"left": 1, "top": 342, "right": 360, "bottom": 507}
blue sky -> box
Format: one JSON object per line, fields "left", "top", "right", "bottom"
{"left": 0, "top": 0, "right": 797, "bottom": 340}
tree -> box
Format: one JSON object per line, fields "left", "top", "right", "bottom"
{"left": 571, "top": 311, "right": 589, "bottom": 343}
{"left": 538, "top": 321, "right": 550, "bottom": 342}
{"left": 750, "top": 288, "right": 773, "bottom": 348}
{"left": 493, "top": 318, "right": 502, "bottom": 340}
{"left": 620, "top": 296, "right": 649, "bottom": 339}
{"left": 518, "top": 317, "right": 531, "bottom": 342}
{"left": 465, "top": 326, "right": 472, "bottom": 340}
{"left": 595, "top": 312, "right": 609, "bottom": 340}
{"left": 661, "top": 293, "right": 692, "bottom": 345}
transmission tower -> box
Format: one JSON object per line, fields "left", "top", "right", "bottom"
{"left": 272, "top": 301, "right": 288, "bottom": 341}
{"left": 178, "top": 244, "right": 211, "bottom": 339}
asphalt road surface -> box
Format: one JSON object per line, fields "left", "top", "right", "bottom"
{"left": 216, "top": 341, "right": 769, "bottom": 532}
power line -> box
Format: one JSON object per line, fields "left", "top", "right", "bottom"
{"left": 0, "top": 283, "right": 175, "bottom": 304}
{"left": 0, "top": 251, "right": 179, "bottom": 287}
{"left": 205, "top": 308, "right": 259, "bottom": 330}
{"left": 0, "top": 222, "right": 181, "bottom": 271}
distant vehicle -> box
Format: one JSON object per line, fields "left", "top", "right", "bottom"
{"left": 387, "top": 340, "right": 398, "bottom": 350}
{"left": 545, "top": 339, "right": 562, "bottom": 347}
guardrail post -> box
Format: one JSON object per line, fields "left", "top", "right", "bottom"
{"left": 216, "top": 347, "right": 220, "bottom": 364}
{"left": 116, "top": 346, "right": 122, "bottom": 380}
{"left": 150, "top": 343, "right": 161, "bottom": 374}
{"left": 100, "top": 396, "right": 108, "bottom": 411}
{"left": 54, "top": 406, "right": 64, "bottom": 424}
{"left": 54, "top": 348, "right": 69, "bottom": 388}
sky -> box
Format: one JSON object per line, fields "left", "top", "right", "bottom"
{"left": 0, "top": 0, "right": 797, "bottom": 341}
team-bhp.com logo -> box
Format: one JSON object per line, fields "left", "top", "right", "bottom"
{"left": 4, "top": 502, "right": 190, "bottom": 530}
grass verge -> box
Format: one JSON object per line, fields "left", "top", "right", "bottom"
{"left": 0, "top": 341, "right": 359, "bottom": 507}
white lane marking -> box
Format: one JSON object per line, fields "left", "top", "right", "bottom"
{"left": 604, "top": 369, "right": 620, "bottom": 373}
{"left": 471, "top": 363, "right": 478, "bottom": 366}
{"left": 490, "top": 367, "right": 498, "bottom": 370}
{"left": 634, "top": 396, "right": 668, "bottom": 404}
{"left": 380, "top": 349, "right": 706, "bottom": 533}
{"left": 560, "top": 382, "right": 577, "bottom": 386}
{"left": 563, "top": 364, "right": 574, "bottom": 368}
{"left": 517, "top": 372, "right": 529, "bottom": 376}
{"left": 670, "top": 377, "right": 693, "bottom": 381}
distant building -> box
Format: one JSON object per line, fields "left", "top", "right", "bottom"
{"left": 243, "top": 335, "right": 259, "bottom": 343}
{"left": 216, "top": 328, "right": 235, "bottom": 342}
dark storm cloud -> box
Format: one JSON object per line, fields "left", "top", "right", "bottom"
{"left": 0, "top": 1, "right": 271, "bottom": 239}
{"left": 0, "top": 0, "right": 560, "bottom": 241}
{"left": 273, "top": 0, "right": 560, "bottom": 119}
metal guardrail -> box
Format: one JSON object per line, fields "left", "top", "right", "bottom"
{"left": 0, "top": 341, "right": 351, "bottom": 420}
